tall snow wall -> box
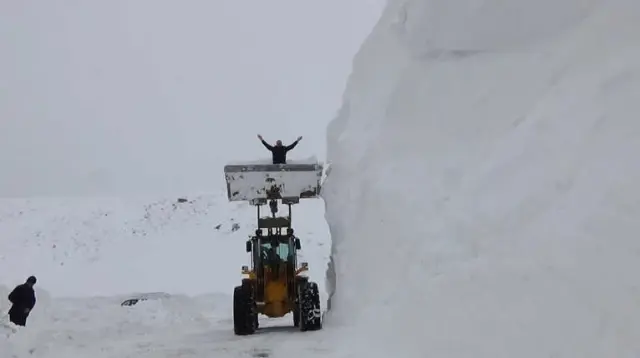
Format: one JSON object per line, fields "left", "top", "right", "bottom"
{"left": 323, "top": 0, "right": 640, "bottom": 356}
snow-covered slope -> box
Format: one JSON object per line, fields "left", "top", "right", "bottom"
{"left": 0, "top": 194, "right": 330, "bottom": 298}
{"left": 324, "top": 0, "right": 640, "bottom": 356}
{"left": 0, "top": 194, "right": 331, "bottom": 357}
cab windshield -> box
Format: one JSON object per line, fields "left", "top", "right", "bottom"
{"left": 260, "top": 240, "right": 290, "bottom": 262}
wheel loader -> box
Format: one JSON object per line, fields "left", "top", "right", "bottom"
{"left": 224, "top": 162, "right": 324, "bottom": 335}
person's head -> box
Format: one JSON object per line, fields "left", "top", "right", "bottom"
{"left": 26, "top": 275, "right": 36, "bottom": 287}
{"left": 275, "top": 140, "right": 282, "bottom": 146}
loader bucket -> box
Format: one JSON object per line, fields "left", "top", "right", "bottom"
{"left": 224, "top": 162, "right": 323, "bottom": 202}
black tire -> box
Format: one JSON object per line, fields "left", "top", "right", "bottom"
{"left": 233, "top": 284, "right": 257, "bottom": 335}
{"left": 298, "top": 281, "right": 322, "bottom": 331}
{"left": 293, "top": 276, "right": 307, "bottom": 327}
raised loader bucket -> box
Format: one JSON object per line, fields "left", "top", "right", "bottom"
{"left": 224, "top": 161, "right": 323, "bottom": 202}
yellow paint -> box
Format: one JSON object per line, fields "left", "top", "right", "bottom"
{"left": 262, "top": 279, "right": 290, "bottom": 317}
{"left": 240, "top": 263, "right": 309, "bottom": 318}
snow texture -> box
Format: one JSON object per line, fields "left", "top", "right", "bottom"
{"left": 323, "top": 0, "right": 640, "bottom": 357}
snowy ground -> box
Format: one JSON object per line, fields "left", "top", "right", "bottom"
{"left": 1, "top": 293, "right": 338, "bottom": 358}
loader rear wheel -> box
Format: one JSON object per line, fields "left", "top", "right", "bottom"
{"left": 298, "top": 281, "right": 322, "bottom": 331}
{"left": 233, "top": 284, "right": 257, "bottom": 335}
{"left": 293, "top": 276, "right": 307, "bottom": 327}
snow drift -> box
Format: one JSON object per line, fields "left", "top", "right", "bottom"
{"left": 324, "top": 0, "right": 640, "bottom": 356}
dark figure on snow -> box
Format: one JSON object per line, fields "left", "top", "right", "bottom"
{"left": 8, "top": 276, "right": 37, "bottom": 327}
{"left": 257, "top": 134, "right": 302, "bottom": 164}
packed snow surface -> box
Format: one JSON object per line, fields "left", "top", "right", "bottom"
{"left": 323, "top": 0, "right": 640, "bottom": 357}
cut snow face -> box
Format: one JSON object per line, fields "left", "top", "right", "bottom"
{"left": 323, "top": 0, "right": 640, "bottom": 356}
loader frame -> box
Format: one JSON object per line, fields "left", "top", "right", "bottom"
{"left": 227, "top": 162, "right": 323, "bottom": 335}
{"left": 241, "top": 198, "right": 306, "bottom": 315}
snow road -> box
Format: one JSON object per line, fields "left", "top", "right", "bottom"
{"left": 2, "top": 293, "right": 336, "bottom": 358}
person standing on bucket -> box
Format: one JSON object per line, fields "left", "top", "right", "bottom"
{"left": 7, "top": 276, "right": 37, "bottom": 327}
{"left": 257, "top": 134, "right": 302, "bottom": 164}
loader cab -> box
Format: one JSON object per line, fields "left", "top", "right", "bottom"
{"left": 259, "top": 236, "right": 289, "bottom": 264}
{"left": 247, "top": 229, "right": 301, "bottom": 267}
{"left": 247, "top": 228, "right": 302, "bottom": 302}
{"left": 255, "top": 234, "right": 299, "bottom": 267}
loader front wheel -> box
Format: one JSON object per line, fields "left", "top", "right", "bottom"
{"left": 233, "top": 284, "right": 257, "bottom": 335}
{"left": 298, "top": 281, "right": 322, "bottom": 331}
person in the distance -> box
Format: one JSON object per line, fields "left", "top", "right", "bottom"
{"left": 7, "top": 275, "right": 37, "bottom": 327}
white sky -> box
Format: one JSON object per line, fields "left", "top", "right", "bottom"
{"left": 0, "top": 0, "right": 385, "bottom": 197}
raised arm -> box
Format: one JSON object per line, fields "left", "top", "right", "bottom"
{"left": 285, "top": 136, "right": 303, "bottom": 151}
{"left": 257, "top": 134, "right": 273, "bottom": 150}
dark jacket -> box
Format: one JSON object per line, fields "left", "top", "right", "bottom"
{"left": 8, "top": 283, "right": 36, "bottom": 326}
{"left": 261, "top": 140, "right": 299, "bottom": 164}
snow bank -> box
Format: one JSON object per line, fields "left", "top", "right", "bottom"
{"left": 0, "top": 196, "right": 244, "bottom": 297}
{"left": 324, "top": 0, "right": 640, "bottom": 356}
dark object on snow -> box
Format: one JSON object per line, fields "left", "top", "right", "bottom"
{"left": 121, "top": 298, "right": 146, "bottom": 306}
{"left": 258, "top": 136, "right": 301, "bottom": 164}
{"left": 121, "top": 292, "right": 170, "bottom": 307}
{"left": 8, "top": 276, "right": 37, "bottom": 327}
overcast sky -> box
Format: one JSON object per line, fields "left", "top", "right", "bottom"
{"left": 0, "top": 0, "right": 384, "bottom": 197}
